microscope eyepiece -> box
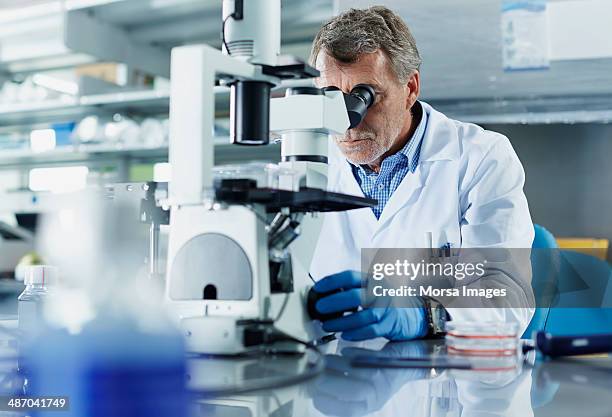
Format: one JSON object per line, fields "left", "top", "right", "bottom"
{"left": 350, "top": 84, "right": 376, "bottom": 109}
{"left": 344, "top": 84, "right": 376, "bottom": 129}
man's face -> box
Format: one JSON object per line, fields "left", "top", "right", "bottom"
{"left": 315, "top": 50, "right": 414, "bottom": 166}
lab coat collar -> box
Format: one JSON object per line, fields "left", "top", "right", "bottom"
{"left": 334, "top": 143, "right": 426, "bottom": 235}
{"left": 417, "top": 101, "right": 460, "bottom": 163}
{"left": 373, "top": 102, "right": 456, "bottom": 233}
{"left": 374, "top": 163, "right": 426, "bottom": 233}
{"left": 329, "top": 101, "right": 459, "bottom": 235}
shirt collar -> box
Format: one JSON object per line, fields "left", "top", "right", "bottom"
{"left": 350, "top": 101, "right": 428, "bottom": 175}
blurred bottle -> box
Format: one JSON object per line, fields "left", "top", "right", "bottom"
{"left": 18, "top": 265, "right": 57, "bottom": 342}
{"left": 26, "top": 191, "right": 188, "bottom": 417}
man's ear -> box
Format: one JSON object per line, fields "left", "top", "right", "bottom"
{"left": 406, "top": 71, "right": 420, "bottom": 110}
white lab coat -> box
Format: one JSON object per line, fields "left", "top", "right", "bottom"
{"left": 310, "top": 101, "right": 535, "bottom": 334}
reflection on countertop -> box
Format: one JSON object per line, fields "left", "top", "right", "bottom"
{"left": 1, "top": 316, "right": 611, "bottom": 417}
{"left": 189, "top": 338, "right": 612, "bottom": 417}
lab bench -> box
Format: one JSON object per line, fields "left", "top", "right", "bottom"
{"left": 187, "top": 338, "right": 612, "bottom": 417}
{"left": 1, "top": 318, "right": 611, "bottom": 417}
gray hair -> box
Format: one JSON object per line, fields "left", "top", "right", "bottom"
{"left": 309, "top": 6, "right": 422, "bottom": 83}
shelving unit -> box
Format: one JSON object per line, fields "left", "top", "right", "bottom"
{"left": 0, "top": 77, "right": 319, "bottom": 127}
{"left": 4, "top": 0, "right": 612, "bottom": 217}
{"left": 0, "top": 89, "right": 168, "bottom": 126}
{"left": 0, "top": 0, "right": 328, "bottom": 139}
{"left": 0, "top": 189, "right": 82, "bottom": 215}
{"left": 0, "top": 143, "right": 168, "bottom": 170}
{"left": 432, "top": 95, "right": 612, "bottom": 125}
{"left": 0, "top": 139, "right": 283, "bottom": 214}
{"left": 63, "top": 0, "right": 330, "bottom": 76}
{"left": 0, "top": 0, "right": 329, "bottom": 78}
{"left": 0, "top": 139, "right": 284, "bottom": 169}
{"left": 0, "top": 0, "right": 327, "bottom": 217}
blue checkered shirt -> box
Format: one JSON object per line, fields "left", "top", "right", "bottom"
{"left": 351, "top": 103, "right": 428, "bottom": 219}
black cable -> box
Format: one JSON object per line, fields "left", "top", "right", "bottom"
{"left": 270, "top": 331, "right": 317, "bottom": 350}
{"left": 274, "top": 294, "right": 290, "bottom": 322}
{"left": 221, "top": 13, "right": 235, "bottom": 56}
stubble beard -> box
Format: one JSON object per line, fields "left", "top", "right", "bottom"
{"left": 335, "top": 124, "right": 400, "bottom": 166}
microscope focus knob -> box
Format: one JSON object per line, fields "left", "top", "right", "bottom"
{"left": 306, "top": 286, "right": 346, "bottom": 322}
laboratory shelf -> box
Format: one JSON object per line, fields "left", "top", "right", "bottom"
{"left": 0, "top": 142, "right": 283, "bottom": 214}
{"left": 0, "top": 89, "right": 171, "bottom": 126}
{"left": 0, "top": 138, "right": 282, "bottom": 170}
{"left": 63, "top": 0, "right": 331, "bottom": 76}
{"left": 0, "top": 144, "right": 169, "bottom": 170}
{"left": 0, "top": 0, "right": 329, "bottom": 79}
{"left": 4, "top": 1, "right": 612, "bottom": 127}
{"left": 449, "top": 109, "right": 612, "bottom": 125}
{"left": 0, "top": 190, "right": 83, "bottom": 215}
{"left": 431, "top": 94, "right": 612, "bottom": 125}
{"left": 0, "top": 1, "right": 111, "bottom": 76}
{"left": 0, "top": 80, "right": 314, "bottom": 128}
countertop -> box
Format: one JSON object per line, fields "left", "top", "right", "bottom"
{"left": 186, "top": 337, "right": 612, "bottom": 417}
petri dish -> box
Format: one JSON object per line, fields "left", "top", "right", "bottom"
{"left": 445, "top": 321, "right": 519, "bottom": 356}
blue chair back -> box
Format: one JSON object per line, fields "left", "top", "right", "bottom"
{"left": 527, "top": 228, "right": 611, "bottom": 409}
{"left": 522, "top": 225, "right": 558, "bottom": 338}
{"left": 544, "top": 251, "right": 612, "bottom": 335}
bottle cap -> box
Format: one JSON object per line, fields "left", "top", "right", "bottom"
{"left": 24, "top": 265, "right": 58, "bottom": 286}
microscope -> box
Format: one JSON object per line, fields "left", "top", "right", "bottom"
{"left": 164, "top": 0, "right": 376, "bottom": 354}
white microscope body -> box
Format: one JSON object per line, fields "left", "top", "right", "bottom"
{"left": 164, "top": 0, "right": 375, "bottom": 354}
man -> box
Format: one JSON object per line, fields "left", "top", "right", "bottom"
{"left": 309, "top": 6, "right": 534, "bottom": 341}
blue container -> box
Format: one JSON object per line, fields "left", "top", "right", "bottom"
{"left": 51, "top": 122, "right": 76, "bottom": 147}
{"left": 26, "top": 316, "right": 189, "bottom": 417}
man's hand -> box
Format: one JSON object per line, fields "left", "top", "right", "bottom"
{"left": 313, "top": 270, "right": 428, "bottom": 341}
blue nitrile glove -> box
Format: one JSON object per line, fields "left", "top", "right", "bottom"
{"left": 313, "top": 270, "right": 428, "bottom": 341}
